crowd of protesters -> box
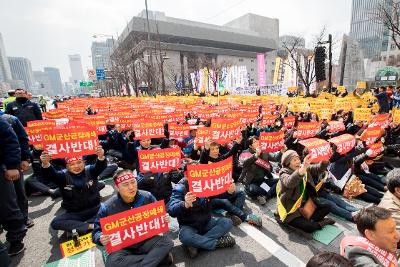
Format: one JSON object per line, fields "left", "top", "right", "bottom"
{"left": 1, "top": 85, "right": 400, "bottom": 266}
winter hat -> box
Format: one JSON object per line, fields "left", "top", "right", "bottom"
{"left": 281, "top": 150, "right": 299, "bottom": 167}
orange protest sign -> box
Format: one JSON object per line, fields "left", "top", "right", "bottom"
{"left": 25, "top": 120, "right": 57, "bottom": 145}
{"left": 138, "top": 148, "right": 181, "bottom": 173}
{"left": 210, "top": 118, "right": 241, "bottom": 144}
{"left": 100, "top": 201, "right": 168, "bottom": 253}
{"left": 361, "top": 126, "right": 384, "bottom": 147}
{"left": 41, "top": 127, "right": 98, "bottom": 159}
{"left": 261, "top": 114, "right": 277, "bottom": 126}
{"left": 187, "top": 157, "right": 233, "bottom": 197}
{"left": 284, "top": 116, "right": 296, "bottom": 129}
{"left": 328, "top": 121, "right": 345, "bottom": 133}
{"left": 259, "top": 131, "right": 284, "bottom": 152}
{"left": 328, "top": 134, "right": 356, "bottom": 155}
{"left": 133, "top": 121, "right": 165, "bottom": 140}
{"left": 370, "top": 113, "right": 391, "bottom": 129}
{"left": 83, "top": 116, "right": 107, "bottom": 135}
{"left": 369, "top": 142, "right": 384, "bottom": 158}
{"left": 168, "top": 123, "right": 190, "bottom": 139}
{"left": 296, "top": 122, "right": 320, "bottom": 139}
{"left": 195, "top": 127, "right": 211, "bottom": 146}
{"left": 354, "top": 108, "right": 372, "bottom": 122}
{"left": 299, "top": 138, "right": 332, "bottom": 163}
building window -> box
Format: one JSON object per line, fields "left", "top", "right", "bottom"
{"left": 251, "top": 68, "right": 254, "bottom": 71}
{"left": 251, "top": 59, "right": 254, "bottom": 63}
{"left": 239, "top": 58, "right": 243, "bottom": 62}
{"left": 251, "top": 78, "right": 254, "bottom": 82}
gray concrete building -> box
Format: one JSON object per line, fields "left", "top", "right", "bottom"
{"left": 33, "top": 71, "right": 52, "bottom": 96}
{"left": 115, "top": 10, "right": 278, "bottom": 92}
{"left": 0, "top": 33, "right": 12, "bottom": 83}
{"left": 91, "top": 38, "right": 114, "bottom": 70}
{"left": 8, "top": 56, "right": 34, "bottom": 90}
{"left": 44, "top": 67, "right": 63, "bottom": 95}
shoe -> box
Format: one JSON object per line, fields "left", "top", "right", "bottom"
{"left": 160, "top": 252, "right": 173, "bottom": 265}
{"left": 246, "top": 214, "right": 262, "bottom": 227}
{"left": 318, "top": 218, "right": 336, "bottom": 228}
{"left": 216, "top": 236, "right": 236, "bottom": 248}
{"left": 185, "top": 246, "right": 198, "bottom": 259}
{"left": 8, "top": 242, "right": 24, "bottom": 256}
{"left": 229, "top": 215, "right": 242, "bottom": 226}
{"left": 26, "top": 218, "right": 34, "bottom": 228}
{"left": 257, "top": 196, "right": 267, "bottom": 205}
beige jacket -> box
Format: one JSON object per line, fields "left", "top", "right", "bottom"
{"left": 379, "top": 191, "right": 400, "bottom": 231}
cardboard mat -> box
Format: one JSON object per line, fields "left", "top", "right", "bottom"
{"left": 43, "top": 249, "right": 95, "bottom": 267}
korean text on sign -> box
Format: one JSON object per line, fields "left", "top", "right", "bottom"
{"left": 100, "top": 200, "right": 168, "bottom": 253}
{"left": 259, "top": 131, "right": 284, "bottom": 152}
{"left": 168, "top": 123, "right": 190, "bottom": 139}
{"left": 187, "top": 156, "right": 233, "bottom": 197}
{"left": 59, "top": 233, "right": 95, "bottom": 257}
{"left": 328, "top": 134, "right": 356, "bottom": 155}
{"left": 138, "top": 147, "right": 181, "bottom": 173}
{"left": 134, "top": 121, "right": 165, "bottom": 140}
{"left": 296, "top": 122, "right": 320, "bottom": 139}
{"left": 210, "top": 118, "right": 241, "bottom": 144}
{"left": 41, "top": 128, "right": 98, "bottom": 159}
{"left": 299, "top": 138, "right": 332, "bottom": 163}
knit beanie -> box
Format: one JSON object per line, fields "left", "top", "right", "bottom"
{"left": 281, "top": 150, "right": 299, "bottom": 167}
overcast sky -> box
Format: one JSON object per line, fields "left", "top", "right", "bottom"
{"left": 0, "top": 0, "right": 352, "bottom": 83}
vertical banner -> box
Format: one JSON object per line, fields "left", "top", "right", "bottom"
{"left": 187, "top": 157, "right": 233, "bottom": 197}
{"left": 257, "top": 53, "right": 266, "bottom": 86}
{"left": 100, "top": 201, "right": 168, "bottom": 253}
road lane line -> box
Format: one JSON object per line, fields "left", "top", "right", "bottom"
{"left": 239, "top": 224, "right": 306, "bottom": 267}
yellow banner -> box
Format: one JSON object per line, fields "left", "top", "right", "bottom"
{"left": 357, "top": 81, "right": 367, "bottom": 89}
{"left": 354, "top": 108, "right": 372, "bottom": 122}
{"left": 59, "top": 233, "right": 96, "bottom": 257}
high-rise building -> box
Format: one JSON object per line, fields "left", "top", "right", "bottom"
{"left": 68, "top": 54, "right": 84, "bottom": 84}
{"left": 8, "top": 56, "right": 34, "bottom": 90}
{"left": 91, "top": 39, "right": 114, "bottom": 70}
{"left": 0, "top": 33, "right": 12, "bottom": 83}
{"left": 33, "top": 71, "right": 52, "bottom": 96}
{"left": 44, "top": 67, "right": 63, "bottom": 95}
{"left": 349, "top": 0, "right": 390, "bottom": 61}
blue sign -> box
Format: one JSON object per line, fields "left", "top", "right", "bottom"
{"left": 96, "top": 68, "right": 105, "bottom": 80}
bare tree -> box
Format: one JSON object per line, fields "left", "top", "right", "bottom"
{"left": 373, "top": 1, "right": 400, "bottom": 50}
{"left": 281, "top": 28, "right": 328, "bottom": 96}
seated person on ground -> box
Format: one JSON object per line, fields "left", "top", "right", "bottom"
{"left": 341, "top": 206, "right": 400, "bottom": 267}
{"left": 379, "top": 168, "right": 400, "bottom": 230}
{"left": 40, "top": 146, "right": 107, "bottom": 234}
{"left": 92, "top": 170, "right": 174, "bottom": 267}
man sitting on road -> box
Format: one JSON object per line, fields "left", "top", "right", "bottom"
{"left": 40, "top": 146, "right": 107, "bottom": 235}
{"left": 167, "top": 177, "right": 235, "bottom": 258}
{"left": 92, "top": 170, "right": 174, "bottom": 267}
{"left": 341, "top": 206, "right": 400, "bottom": 266}
{"left": 379, "top": 168, "right": 400, "bottom": 230}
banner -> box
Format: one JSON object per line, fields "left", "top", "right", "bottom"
{"left": 328, "top": 134, "right": 356, "bottom": 155}
{"left": 138, "top": 148, "right": 181, "bottom": 173}
{"left": 369, "top": 142, "right": 384, "bottom": 158}
{"left": 133, "top": 121, "right": 165, "bottom": 140}
{"left": 83, "top": 116, "right": 107, "bottom": 135}
{"left": 187, "top": 157, "right": 233, "bottom": 197}
{"left": 370, "top": 113, "right": 391, "bottom": 129}
{"left": 168, "top": 123, "right": 190, "bottom": 139}
{"left": 257, "top": 53, "right": 266, "bottom": 86}
{"left": 354, "top": 108, "right": 372, "bottom": 122}
{"left": 296, "top": 122, "right": 320, "bottom": 139}
{"left": 25, "top": 120, "right": 57, "bottom": 145}
{"left": 259, "top": 131, "right": 284, "bottom": 152}
{"left": 299, "top": 138, "right": 332, "bottom": 163}
{"left": 261, "top": 114, "right": 277, "bottom": 126}
{"left": 284, "top": 116, "right": 296, "bottom": 129}
{"left": 41, "top": 127, "right": 98, "bottom": 159}
{"left": 328, "top": 121, "right": 345, "bottom": 133}
{"left": 361, "top": 126, "right": 384, "bottom": 147}
{"left": 319, "top": 108, "right": 333, "bottom": 120}
{"left": 59, "top": 233, "right": 95, "bottom": 257}
{"left": 210, "top": 118, "right": 241, "bottom": 144}
{"left": 100, "top": 201, "right": 168, "bottom": 253}
{"left": 195, "top": 127, "right": 211, "bottom": 146}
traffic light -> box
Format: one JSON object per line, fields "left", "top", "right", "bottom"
{"left": 314, "top": 46, "right": 326, "bottom": 82}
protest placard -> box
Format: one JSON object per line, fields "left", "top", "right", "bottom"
{"left": 168, "top": 123, "right": 191, "bottom": 139}
{"left": 328, "top": 134, "right": 356, "bottom": 155}
{"left": 138, "top": 148, "right": 181, "bottom": 173}
{"left": 296, "top": 122, "right": 320, "bottom": 139}
{"left": 299, "top": 138, "right": 332, "bottom": 163}
{"left": 259, "top": 131, "right": 284, "bottom": 152}
{"left": 133, "top": 121, "right": 165, "bottom": 140}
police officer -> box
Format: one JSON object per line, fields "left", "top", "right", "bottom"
{"left": 0, "top": 117, "right": 27, "bottom": 257}
{"left": 5, "top": 88, "right": 42, "bottom": 126}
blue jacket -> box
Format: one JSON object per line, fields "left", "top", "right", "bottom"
{"left": 92, "top": 190, "right": 156, "bottom": 246}
{"left": 0, "top": 117, "right": 21, "bottom": 169}
{"left": 1, "top": 114, "right": 30, "bottom": 161}
{"left": 167, "top": 178, "right": 212, "bottom": 231}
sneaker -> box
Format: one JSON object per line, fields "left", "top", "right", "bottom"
{"left": 26, "top": 218, "right": 34, "bottom": 228}
{"left": 160, "top": 252, "right": 174, "bottom": 265}
{"left": 229, "top": 215, "right": 242, "bottom": 226}
{"left": 318, "top": 218, "right": 336, "bottom": 228}
{"left": 246, "top": 214, "right": 262, "bottom": 227}
{"left": 185, "top": 246, "right": 198, "bottom": 259}
{"left": 257, "top": 196, "right": 266, "bottom": 205}
{"left": 216, "top": 236, "right": 236, "bottom": 248}
{"left": 8, "top": 242, "right": 24, "bottom": 256}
